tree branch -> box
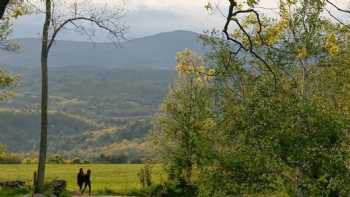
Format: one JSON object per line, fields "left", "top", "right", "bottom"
{"left": 0, "top": 0, "right": 10, "bottom": 19}
{"left": 223, "top": 0, "right": 277, "bottom": 84}
{"left": 43, "top": 1, "right": 126, "bottom": 52}
{"left": 48, "top": 16, "right": 125, "bottom": 52}
{"left": 326, "top": 8, "right": 350, "bottom": 29}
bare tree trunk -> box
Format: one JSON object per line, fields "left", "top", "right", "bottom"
{"left": 36, "top": 0, "right": 51, "bottom": 193}
{"left": 0, "top": 0, "right": 10, "bottom": 19}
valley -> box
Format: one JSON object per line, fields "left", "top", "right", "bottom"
{"left": 0, "top": 31, "right": 201, "bottom": 162}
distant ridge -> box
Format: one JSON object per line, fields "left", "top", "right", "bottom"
{"left": 0, "top": 30, "right": 205, "bottom": 70}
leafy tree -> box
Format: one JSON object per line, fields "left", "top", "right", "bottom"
{"left": 0, "top": 0, "right": 29, "bottom": 100}
{"left": 206, "top": 0, "right": 350, "bottom": 73}
{"left": 153, "top": 1, "right": 350, "bottom": 196}
{"left": 195, "top": 1, "right": 350, "bottom": 195}
{"left": 152, "top": 49, "right": 215, "bottom": 185}
{"left": 0, "top": 0, "right": 30, "bottom": 50}
{"left": 198, "top": 76, "right": 350, "bottom": 196}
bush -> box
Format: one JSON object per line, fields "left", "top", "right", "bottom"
{"left": 83, "top": 160, "right": 91, "bottom": 164}
{"left": 71, "top": 158, "right": 82, "bottom": 164}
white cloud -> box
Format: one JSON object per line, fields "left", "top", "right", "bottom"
{"left": 124, "top": 0, "right": 225, "bottom": 37}
{"left": 127, "top": 0, "right": 206, "bottom": 10}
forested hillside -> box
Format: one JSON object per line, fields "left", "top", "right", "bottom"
{"left": 0, "top": 30, "right": 202, "bottom": 162}
{"left": 0, "top": 67, "right": 175, "bottom": 162}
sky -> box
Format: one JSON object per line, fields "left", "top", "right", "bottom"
{"left": 12, "top": 0, "right": 227, "bottom": 41}
{"left": 11, "top": 0, "right": 349, "bottom": 41}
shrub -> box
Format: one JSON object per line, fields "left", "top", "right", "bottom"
{"left": 138, "top": 164, "right": 152, "bottom": 188}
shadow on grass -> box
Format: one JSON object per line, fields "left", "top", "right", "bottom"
{"left": 0, "top": 187, "right": 30, "bottom": 197}
{"left": 94, "top": 187, "right": 148, "bottom": 197}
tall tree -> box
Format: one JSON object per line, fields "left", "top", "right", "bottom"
{"left": 37, "top": 0, "right": 51, "bottom": 192}
{"left": 36, "top": 0, "right": 126, "bottom": 192}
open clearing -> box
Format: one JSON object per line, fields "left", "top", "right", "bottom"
{"left": 0, "top": 164, "right": 164, "bottom": 195}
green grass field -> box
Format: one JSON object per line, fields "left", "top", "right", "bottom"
{"left": 0, "top": 164, "right": 165, "bottom": 195}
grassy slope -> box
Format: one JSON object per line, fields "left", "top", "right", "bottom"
{"left": 0, "top": 164, "right": 165, "bottom": 195}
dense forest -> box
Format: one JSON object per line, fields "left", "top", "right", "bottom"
{"left": 150, "top": 1, "right": 350, "bottom": 196}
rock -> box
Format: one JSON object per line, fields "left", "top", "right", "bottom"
{"left": 0, "top": 180, "right": 25, "bottom": 189}
{"left": 50, "top": 179, "right": 67, "bottom": 195}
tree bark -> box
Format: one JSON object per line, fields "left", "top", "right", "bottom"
{"left": 0, "top": 0, "right": 10, "bottom": 19}
{"left": 36, "top": 0, "right": 51, "bottom": 193}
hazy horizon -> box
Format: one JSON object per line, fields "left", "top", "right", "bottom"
{"left": 10, "top": 29, "right": 200, "bottom": 42}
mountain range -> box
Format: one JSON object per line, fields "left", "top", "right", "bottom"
{"left": 0, "top": 30, "right": 205, "bottom": 70}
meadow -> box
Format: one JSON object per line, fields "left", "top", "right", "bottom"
{"left": 0, "top": 164, "right": 165, "bottom": 195}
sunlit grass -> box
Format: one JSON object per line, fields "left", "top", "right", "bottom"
{"left": 0, "top": 164, "right": 165, "bottom": 195}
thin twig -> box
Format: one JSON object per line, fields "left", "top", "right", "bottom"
{"left": 326, "top": 0, "right": 350, "bottom": 14}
